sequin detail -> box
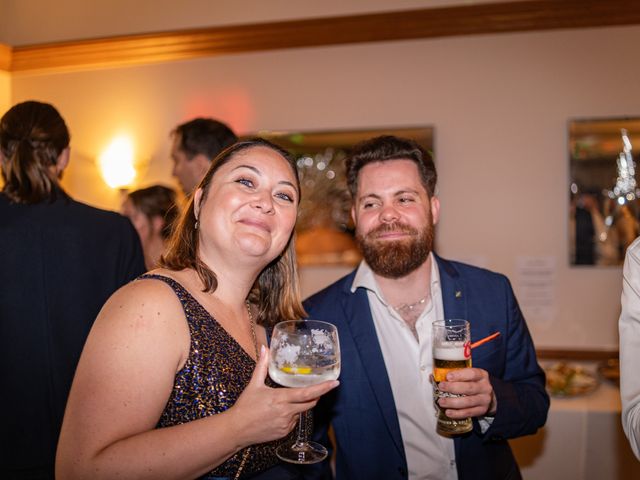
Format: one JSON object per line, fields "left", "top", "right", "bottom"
{"left": 138, "top": 274, "right": 293, "bottom": 479}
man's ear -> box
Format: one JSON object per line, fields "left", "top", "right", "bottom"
{"left": 151, "top": 215, "right": 165, "bottom": 236}
{"left": 193, "top": 154, "right": 211, "bottom": 185}
{"left": 430, "top": 196, "right": 441, "bottom": 226}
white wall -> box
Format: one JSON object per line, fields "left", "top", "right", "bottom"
{"left": 10, "top": 24, "right": 639, "bottom": 350}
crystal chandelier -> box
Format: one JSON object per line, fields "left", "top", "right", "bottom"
{"left": 610, "top": 128, "right": 638, "bottom": 204}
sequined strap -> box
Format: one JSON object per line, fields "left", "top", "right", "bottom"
{"left": 136, "top": 273, "right": 195, "bottom": 311}
{"left": 136, "top": 274, "right": 213, "bottom": 338}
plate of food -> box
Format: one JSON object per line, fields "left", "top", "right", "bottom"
{"left": 545, "top": 362, "right": 599, "bottom": 397}
{"left": 597, "top": 358, "right": 620, "bottom": 386}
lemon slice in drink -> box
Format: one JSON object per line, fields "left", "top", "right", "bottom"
{"left": 281, "top": 366, "right": 312, "bottom": 374}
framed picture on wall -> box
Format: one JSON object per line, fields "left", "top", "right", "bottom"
{"left": 254, "top": 127, "right": 434, "bottom": 266}
{"left": 569, "top": 117, "right": 640, "bottom": 266}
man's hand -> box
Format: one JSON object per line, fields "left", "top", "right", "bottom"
{"left": 435, "top": 368, "right": 497, "bottom": 419}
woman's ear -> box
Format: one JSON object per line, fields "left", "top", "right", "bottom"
{"left": 193, "top": 188, "right": 203, "bottom": 220}
{"left": 55, "top": 147, "right": 70, "bottom": 176}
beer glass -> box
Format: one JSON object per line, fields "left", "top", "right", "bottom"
{"left": 432, "top": 319, "right": 473, "bottom": 436}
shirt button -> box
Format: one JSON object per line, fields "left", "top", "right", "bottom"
{"left": 420, "top": 365, "right": 426, "bottom": 371}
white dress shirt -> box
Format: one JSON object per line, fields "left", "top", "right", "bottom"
{"left": 620, "top": 235, "right": 640, "bottom": 460}
{"left": 351, "top": 253, "right": 457, "bottom": 480}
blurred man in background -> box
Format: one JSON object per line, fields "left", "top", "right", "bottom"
{"left": 170, "top": 118, "right": 237, "bottom": 195}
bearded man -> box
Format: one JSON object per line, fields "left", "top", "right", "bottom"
{"left": 303, "top": 136, "right": 548, "bottom": 480}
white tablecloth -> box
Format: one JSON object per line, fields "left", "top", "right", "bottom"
{"left": 510, "top": 379, "right": 640, "bottom": 479}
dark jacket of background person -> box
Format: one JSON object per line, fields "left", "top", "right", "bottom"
{"left": 0, "top": 191, "right": 145, "bottom": 479}
{"left": 0, "top": 100, "right": 145, "bottom": 480}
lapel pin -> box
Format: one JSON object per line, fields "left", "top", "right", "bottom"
{"left": 455, "top": 290, "right": 462, "bottom": 298}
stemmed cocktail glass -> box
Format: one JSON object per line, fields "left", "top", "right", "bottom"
{"left": 268, "top": 320, "right": 340, "bottom": 464}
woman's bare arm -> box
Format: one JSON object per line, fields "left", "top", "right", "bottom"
{"left": 56, "top": 279, "right": 338, "bottom": 480}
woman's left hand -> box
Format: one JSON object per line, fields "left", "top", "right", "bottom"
{"left": 229, "top": 345, "right": 339, "bottom": 445}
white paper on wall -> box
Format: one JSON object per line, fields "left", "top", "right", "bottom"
{"left": 515, "top": 256, "right": 557, "bottom": 325}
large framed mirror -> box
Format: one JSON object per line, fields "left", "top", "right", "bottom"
{"left": 569, "top": 118, "right": 640, "bottom": 266}
{"left": 256, "top": 127, "right": 434, "bottom": 266}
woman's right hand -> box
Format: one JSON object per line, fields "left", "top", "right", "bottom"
{"left": 230, "top": 345, "right": 339, "bottom": 446}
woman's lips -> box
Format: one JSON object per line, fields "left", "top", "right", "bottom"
{"left": 239, "top": 218, "right": 271, "bottom": 233}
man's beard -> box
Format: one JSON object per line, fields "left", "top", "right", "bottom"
{"left": 356, "top": 219, "right": 434, "bottom": 279}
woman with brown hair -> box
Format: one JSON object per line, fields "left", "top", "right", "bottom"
{"left": 56, "top": 138, "right": 338, "bottom": 479}
{"left": 121, "top": 184, "right": 179, "bottom": 270}
{"left": 0, "top": 100, "right": 145, "bottom": 479}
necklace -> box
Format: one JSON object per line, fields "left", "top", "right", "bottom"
{"left": 245, "top": 300, "right": 259, "bottom": 358}
{"left": 394, "top": 293, "right": 430, "bottom": 312}
{"left": 233, "top": 301, "right": 258, "bottom": 480}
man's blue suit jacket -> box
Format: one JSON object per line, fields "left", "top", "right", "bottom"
{"left": 303, "top": 255, "right": 549, "bottom": 480}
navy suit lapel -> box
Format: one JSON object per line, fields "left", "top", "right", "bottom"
{"left": 341, "top": 284, "right": 406, "bottom": 460}
{"left": 436, "top": 255, "right": 467, "bottom": 322}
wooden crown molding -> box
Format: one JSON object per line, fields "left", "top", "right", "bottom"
{"left": 536, "top": 348, "right": 618, "bottom": 361}
{"left": 6, "top": 0, "right": 640, "bottom": 73}
{"left": 0, "top": 43, "right": 11, "bottom": 72}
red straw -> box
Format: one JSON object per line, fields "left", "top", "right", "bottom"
{"left": 470, "top": 332, "right": 500, "bottom": 349}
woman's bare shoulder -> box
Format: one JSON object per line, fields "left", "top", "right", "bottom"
{"left": 96, "top": 269, "right": 187, "bottom": 331}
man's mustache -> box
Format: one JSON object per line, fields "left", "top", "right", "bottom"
{"left": 367, "top": 222, "right": 419, "bottom": 238}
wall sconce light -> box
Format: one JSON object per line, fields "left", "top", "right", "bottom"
{"left": 99, "top": 135, "right": 137, "bottom": 189}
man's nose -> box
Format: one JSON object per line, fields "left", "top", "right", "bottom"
{"left": 379, "top": 205, "right": 399, "bottom": 223}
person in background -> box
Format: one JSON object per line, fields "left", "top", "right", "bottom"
{"left": 171, "top": 117, "right": 238, "bottom": 195}
{"left": 0, "top": 100, "right": 145, "bottom": 480}
{"left": 304, "top": 135, "right": 549, "bottom": 479}
{"left": 573, "top": 191, "right": 597, "bottom": 265}
{"left": 121, "top": 184, "right": 179, "bottom": 270}
{"left": 616, "top": 204, "right": 640, "bottom": 259}
{"left": 56, "top": 139, "right": 339, "bottom": 479}
{"left": 619, "top": 235, "right": 640, "bottom": 460}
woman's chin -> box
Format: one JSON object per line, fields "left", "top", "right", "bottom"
{"left": 234, "top": 236, "right": 274, "bottom": 259}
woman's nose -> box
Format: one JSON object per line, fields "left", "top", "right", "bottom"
{"left": 251, "top": 192, "right": 274, "bottom": 214}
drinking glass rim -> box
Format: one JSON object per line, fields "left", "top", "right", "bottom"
{"left": 273, "top": 319, "right": 337, "bottom": 333}
{"left": 432, "top": 319, "right": 469, "bottom": 328}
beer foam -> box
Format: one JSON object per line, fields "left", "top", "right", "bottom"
{"left": 433, "top": 344, "right": 466, "bottom": 360}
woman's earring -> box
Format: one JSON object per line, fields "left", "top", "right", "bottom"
{"left": 194, "top": 219, "right": 199, "bottom": 230}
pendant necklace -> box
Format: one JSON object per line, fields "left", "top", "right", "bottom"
{"left": 394, "top": 293, "right": 430, "bottom": 312}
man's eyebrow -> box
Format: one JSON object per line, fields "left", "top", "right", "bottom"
{"left": 394, "top": 189, "right": 420, "bottom": 196}
{"left": 358, "top": 193, "right": 382, "bottom": 201}
{"left": 359, "top": 189, "right": 419, "bottom": 200}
